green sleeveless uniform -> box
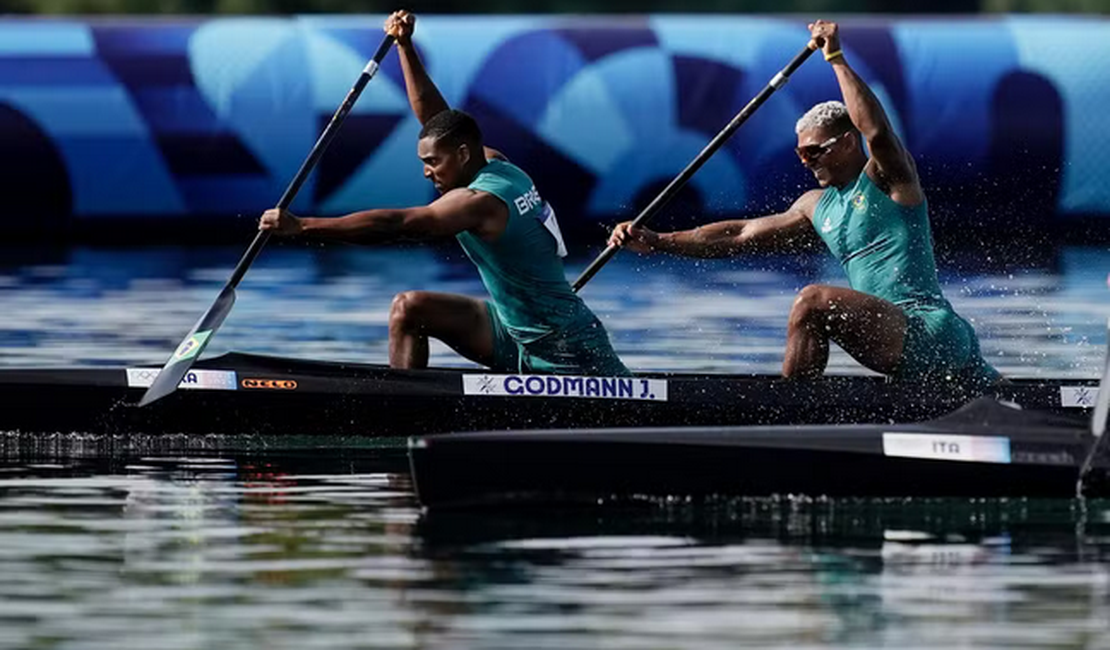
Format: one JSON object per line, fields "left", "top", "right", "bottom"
{"left": 461, "top": 160, "right": 628, "bottom": 376}
{"left": 811, "top": 170, "right": 1000, "bottom": 387}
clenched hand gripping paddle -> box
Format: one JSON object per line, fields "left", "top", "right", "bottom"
{"left": 572, "top": 42, "right": 818, "bottom": 292}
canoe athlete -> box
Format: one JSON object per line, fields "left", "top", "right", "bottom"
{"left": 609, "top": 19, "right": 1000, "bottom": 388}
{"left": 261, "top": 10, "right": 628, "bottom": 376}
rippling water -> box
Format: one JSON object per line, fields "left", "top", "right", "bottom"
{"left": 2, "top": 243, "right": 1109, "bottom": 647}
{"left": 1, "top": 244, "right": 1108, "bottom": 376}
{"left": 2, "top": 454, "right": 1110, "bottom": 649}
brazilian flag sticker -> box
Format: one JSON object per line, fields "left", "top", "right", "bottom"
{"left": 173, "top": 330, "right": 212, "bottom": 361}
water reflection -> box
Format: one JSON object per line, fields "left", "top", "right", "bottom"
{"left": 415, "top": 498, "right": 1110, "bottom": 648}
{"left": 0, "top": 453, "right": 420, "bottom": 649}
{"left": 4, "top": 451, "right": 1110, "bottom": 648}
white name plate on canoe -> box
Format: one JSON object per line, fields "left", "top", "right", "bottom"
{"left": 126, "top": 368, "right": 238, "bottom": 391}
{"left": 882, "top": 433, "right": 1011, "bottom": 464}
{"left": 462, "top": 374, "right": 668, "bottom": 401}
{"left": 1060, "top": 386, "right": 1099, "bottom": 408}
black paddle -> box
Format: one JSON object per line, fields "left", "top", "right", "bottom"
{"left": 1076, "top": 317, "right": 1110, "bottom": 494}
{"left": 572, "top": 42, "right": 818, "bottom": 292}
{"left": 139, "top": 35, "right": 396, "bottom": 407}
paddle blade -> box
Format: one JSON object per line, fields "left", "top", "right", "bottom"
{"left": 137, "top": 288, "right": 237, "bottom": 407}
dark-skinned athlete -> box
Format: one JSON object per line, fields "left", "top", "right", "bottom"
{"left": 262, "top": 10, "right": 627, "bottom": 376}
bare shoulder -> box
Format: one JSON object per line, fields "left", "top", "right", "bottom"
{"left": 437, "top": 187, "right": 500, "bottom": 209}
{"left": 434, "top": 187, "right": 509, "bottom": 221}
{"left": 790, "top": 189, "right": 824, "bottom": 219}
{"left": 413, "top": 187, "right": 509, "bottom": 239}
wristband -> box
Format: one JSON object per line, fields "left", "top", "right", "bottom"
{"left": 824, "top": 49, "right": 844, "bottom": 62}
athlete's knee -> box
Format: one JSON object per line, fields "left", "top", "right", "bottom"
{"left": 389, "top": 291, "right": 430, "bottom": 331}
{"left": 788, "top": 285, "right": 836, "bottom": 331}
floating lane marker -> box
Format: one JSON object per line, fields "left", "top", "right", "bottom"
{"left": 462, "top": 374, "right": 668, "bottom": 402}
{"left": 126, "top": 368, "right": 237, "bottom": 391}
{"left": 882, "top": 433, "right": 1011, "bottom": 464}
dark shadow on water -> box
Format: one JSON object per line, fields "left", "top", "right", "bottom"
{"left": 414, "top": 496, "right": 1108, "bottom": 560}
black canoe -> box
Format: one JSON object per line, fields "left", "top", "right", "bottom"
{"left": 0, "top": 351, "right": 1098, "bottom": 437}
{"left": 408, "top": 397, "right": 1110, "bottom": 508}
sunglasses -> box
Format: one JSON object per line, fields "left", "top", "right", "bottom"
{"left": 795, "top": 132, "right": 849, "bottom": 161}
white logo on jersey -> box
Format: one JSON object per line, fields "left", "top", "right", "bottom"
{"left": 513, "top": 186, "right": 543, "bottom": 215}
{"left": 510, "top": 185, "right": 567, "bottom": 257}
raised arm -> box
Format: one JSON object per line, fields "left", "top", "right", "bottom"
{"left": 259, "top": 189, "right": 508, "bottom": 245}
{"left": 608, "top": 190, "right": 822, "bottom": 258}
{"left": 386, "top": 10, "right": 505, "bottom": 163}
{"left": 386, "top": 11, "right": 449, "bottom": 125}
{"left": 809, "top": 20, "right": 923, "bottom": 205}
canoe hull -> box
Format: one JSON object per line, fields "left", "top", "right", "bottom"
{"left": 409, "top": 399, "right": 1107, "bottom": 507}
{"left": 0, "top": 352, "right": 1098, "bottom": 437}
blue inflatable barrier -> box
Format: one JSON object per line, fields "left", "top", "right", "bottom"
{"left": 0, "top": 15, "right": 1107, "bottom": 244}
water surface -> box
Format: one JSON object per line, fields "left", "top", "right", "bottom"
{"left": 1, "top": 244, "right": 1109, "bottom": 648}
{"left": 1, "top": 244, "right": 1107, "bottom": 376}
{"left": 1, "top": 454, "right": 1109, "bottom": 649}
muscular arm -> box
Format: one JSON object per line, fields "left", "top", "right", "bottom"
{"left": 653, "top": 191, "right": 822, "bottom": 258}
{"left": 829, "top": 57, "right": 923, "bottom": 204}
{"left": 396, "top": 40, "right": 449, "bottom": 125}
{"left": 391, "top": 18, "right": 506, "bottom": 165}
{"left": 298, "top": 189, "right": 507, "bottom": 245}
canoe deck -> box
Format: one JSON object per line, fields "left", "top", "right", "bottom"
{"left": 0, "top": 352, "right": 1098, "bottom": 437}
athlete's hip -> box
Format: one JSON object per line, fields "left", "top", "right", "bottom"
{"left": 486, "top": 302, "right": 628, "bottom": 376}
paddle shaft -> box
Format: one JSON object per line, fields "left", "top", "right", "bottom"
{"left": 227, "top": 35, "right": 395, "bottom": 290}
{"left": 572, "top": 43, "right": 817, "bottom": 292}
{"left": 139, "top": 34, "right": 395, "bottom": 407}
{"left": 1077, "top": 317, "right": 1110, "bottom": 491}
